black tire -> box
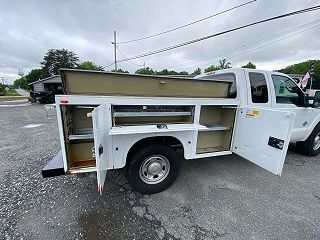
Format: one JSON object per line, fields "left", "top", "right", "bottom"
{"left": 126, "top": 144, "right": 180, "bottom": 194}
{"left": 296, "top": 125, "right": 320, "bottom": 156}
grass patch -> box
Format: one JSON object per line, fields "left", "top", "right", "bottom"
{"left": 0, "top": 89, "right": 20, "bottom": 96}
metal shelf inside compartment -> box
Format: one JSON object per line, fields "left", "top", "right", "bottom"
{"left": 68, "top": 133, "right": 93, "bottom": 141}
{"left": 114, "top": 110, "right": 192, "bottom": 117}
{"left": 196, "top": 146, "right": 227, "bottom": 154}
{"left": 199, "top": 122, "right": 232, "bottom": 131}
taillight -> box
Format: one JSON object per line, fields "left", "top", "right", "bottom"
{"left": 60, "top": 99, "right": 68, "bottom": 104}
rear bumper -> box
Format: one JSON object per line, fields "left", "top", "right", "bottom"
{"left": 42, "top": 151, "right": 65, "bottom": 178}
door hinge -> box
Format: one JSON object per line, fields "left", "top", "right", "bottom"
{"left": 92, "top": 147, "right": 96, "bottom": 158}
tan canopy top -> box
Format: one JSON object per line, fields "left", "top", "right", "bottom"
{"left": 59, "top": 69, "right": 232, "bottom": 98}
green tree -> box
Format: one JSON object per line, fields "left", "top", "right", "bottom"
{"left": 241, "top": 62, "right": 256, "bottom": 69}
{"left": 192, "top": 68, "right": 202, "bottom": 75}
{"left": 79, "top": 61, "right": 104, "bottom": 71}
{"left": 13, "top": 77, "right": 30, "bottom": 90}
{"left": 178, "top": 71, "right": 189, "bottom": 75}
{"left": 0, "top": 84, "right": 5, "bottom": 95}
{"left": 135, "top": 67, "right": 188, "bottom": 76}
{"left": 111, "top": 68, "right": 129, "bottom": 73}
{"left": 135, "top": 67, "right": 155, "bottom": 75}
{"left": 154, "top": 69, "right": 188, "bottom": 75}
{"left": 204, "top": 65, "right": 220, "bottom": 73}
{"left": 25, "top": 68, "right": 46, "bottom": 84}
{"left": 279, "top": 59, "right": 320, "bottom": 89}
{"left": 41, "top": 49, "right": 79, "bottom": 76}
{"left": 155, "top": 69, "right": 172, "bottom": 75}
{"left": 204, "top": 59, "right": 232, "bottom": 73}
{"left": 218, "top": 59, "right": 231, "bottom": 69}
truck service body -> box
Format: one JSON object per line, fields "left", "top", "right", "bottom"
{"left": 42, "top": 68, "right": 320, "bottom": 194}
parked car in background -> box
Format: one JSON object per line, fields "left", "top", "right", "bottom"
{"left": 30, "top": 88, "right": 63, "bottom": 103}
{"left": 28, "top": 75, "right": 63, "bottom": 103}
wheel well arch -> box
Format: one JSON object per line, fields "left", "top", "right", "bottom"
{"left": 303, "top": 116, "right": 320, "bottom": 142}
{"left": 126, "top": 136, "right": 184, "bottom": 164}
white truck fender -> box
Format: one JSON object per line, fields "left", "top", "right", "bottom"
{"left": 303, "top": 115, "right": 320, "bottom": 141}
{"left": 113, "top": 133, "right": 191, "bottom": 169}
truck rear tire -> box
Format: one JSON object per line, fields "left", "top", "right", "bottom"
{"left": 296, "top": 125, "right": 320, "bottom": 156}
{"left": 126, "top": 144, "right": 180, "bottom": 194}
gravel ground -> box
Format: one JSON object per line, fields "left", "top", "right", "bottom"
{"left": 0, "top": 103, "right": 320, "bottom": 240}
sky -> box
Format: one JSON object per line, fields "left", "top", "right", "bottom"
{"left": 1, "top": 0, "right": 320, "bottom": 84}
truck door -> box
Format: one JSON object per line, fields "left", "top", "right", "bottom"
{"left": 268, "top": 73, "right": 312, "bottom": 141}
{"left": 92, "top": 104, "right": 112, "bottom": 194}
{"left": 233, "top": 107, "right": 294, "bottom": 175}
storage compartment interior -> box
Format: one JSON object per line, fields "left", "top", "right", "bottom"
{"left": 196, "top": 131, "right": 233, "bottom": 153}
{"left": 60, "top": 103, "right": 237, "bottom": 168}
{"left": 112, "top": 105, "right": 194, "bottom": 126}
{"left": 61, "top": 105, "right": 97, "bottom": 169}
{"left": 196, "top": 105, "right": 236, "bottom": 154}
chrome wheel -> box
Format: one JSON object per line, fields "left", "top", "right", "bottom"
{"left": 313, "top": 133, "right": 320, "bottom": 150}
{"left": 139, "top": 155, "right": 170, "bottom": 184}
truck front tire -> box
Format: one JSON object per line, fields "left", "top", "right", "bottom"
{"left": 126, "top": 144, "right": 181, "bottom": 194}
{"left": 296, "top": 125, "right": 320, "bottom": 156}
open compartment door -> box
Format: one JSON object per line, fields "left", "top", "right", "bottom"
{"left": 92, "top": 104, "right": 112, "bottom": 194}
{"left": 233, "top": 107, "right": 295, "bottom": 175}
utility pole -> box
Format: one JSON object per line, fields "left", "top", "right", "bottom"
{"left": 113, "top": 30, "right": 117, "bottom": 71}
{"left": 144, "top": 62, "right": 146, "bottom": 69}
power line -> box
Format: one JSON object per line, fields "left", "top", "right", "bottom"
{"left": 116, "top": 45, "right": 144, "bottom": 67}
{"left": 173, "top": 20, "right": 320, "bottom": 71}
{"left": 119, "top": 6, "right": 320, "bottom": 62}
{"left": 102, "top": 5, "right": 320, "bottom": 68}
{"left": 189, "top": 22, "right": 320, "bottom": 71}
{"left": 117, "top": 0, "right": 257, "bottom": 45}
{"left": 227, "top": 24, "right": 320, "bottom": 60}
{"left": 152, "top": 19, "right": 320, "bottom": 70}
{"left": 104, "top": 62, "right": 116, "bottom": 68}
{"left": 104, "top": 46, "right": 146, "bottom": 68}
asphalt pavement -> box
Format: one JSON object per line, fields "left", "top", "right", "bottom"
{"left": 0, "top": 103, "right": 319, "bottom": 240}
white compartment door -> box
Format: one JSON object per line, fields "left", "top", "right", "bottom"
{"left": 233, "top": 107, "right": 295, "bottom": 175}
{"left": 92, "top": 104, "right": 112, "bottom": 194}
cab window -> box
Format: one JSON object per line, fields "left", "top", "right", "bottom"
{"left": 271, "top": 75, "right": 304, "bottom": 106}
{"left": 249, "top": 72, "right": 268, "bottom": 103}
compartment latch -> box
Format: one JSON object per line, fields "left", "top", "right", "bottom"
{"left": 98, "top": 145, "right": 104, "bottom": 156}
{"left": 268, "top": 136, "right": 284, "bottom": 150}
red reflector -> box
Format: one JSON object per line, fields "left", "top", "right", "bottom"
{"left": 60, "top": 99, "right": 68, "bottom": 104}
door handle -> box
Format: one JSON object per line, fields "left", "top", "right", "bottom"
{"left": 98, "top": 145, "right": 103, "bottom": 156}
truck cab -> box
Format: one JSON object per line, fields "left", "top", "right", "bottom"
{"left": 197, "top": 68, "right": 320, "bottom": 156}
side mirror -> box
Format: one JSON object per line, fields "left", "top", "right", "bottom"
{"left": 313, "top": 91, "right": 320, "bottom": 108}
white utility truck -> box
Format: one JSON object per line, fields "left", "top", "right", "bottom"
{"left": 42, "top": 68, "right": 320, "bottom": 194}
